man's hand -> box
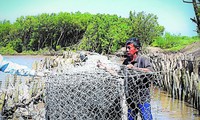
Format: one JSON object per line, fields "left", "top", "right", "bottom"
{"left": 97, "top": 60, "right": 106, "bottom": 70}
{"left": 127, "top": 64, "right": 137, "bottom": 69}
{"left": 97, "top": 60, "right": 118, "bottom": 76}
{"left": 126, "top": 64, "right": 151, "bottom": 72}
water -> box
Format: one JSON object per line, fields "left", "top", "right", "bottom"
{"left": 152, "top": 88, "right": 200, "bottom": 120}
{"left": 0, "top": 55, "right": 44, "bottom": 86}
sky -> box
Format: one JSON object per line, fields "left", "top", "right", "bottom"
{"left": 0, "top": 0, "right": 197, "bottom": 37}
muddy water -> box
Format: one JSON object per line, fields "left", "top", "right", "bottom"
{"left": 151, "top": 88, "right": 200, "bottom": 120}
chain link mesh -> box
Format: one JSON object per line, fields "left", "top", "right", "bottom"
{"left": 45, "top": 56, "right": 162, "bottom": 120}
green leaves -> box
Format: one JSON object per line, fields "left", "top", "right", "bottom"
{"left": 79, "top": 14, "right": 131, "bottom": 54}
{"left": 129, "top": 11, "right": 164, "bottom": 46}
{"left": 0, "top": 11, "right": 165, "bottom": 54}
{"left": 151, "top": 33, "right": 200, "bottom": 52}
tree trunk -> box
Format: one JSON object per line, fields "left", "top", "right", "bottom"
{"left": 183, "top": 0, "right": 200, "bottom": 33}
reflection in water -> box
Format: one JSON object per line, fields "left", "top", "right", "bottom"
{"left": 152, "top": 88, "right": 200, "bottom": 120}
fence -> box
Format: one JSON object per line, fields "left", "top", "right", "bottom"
{"left": 149, "top": 52, "right": 200, "bottom": 112}
{"left": 45, "top": 54, "right": 162, "bottom": 120}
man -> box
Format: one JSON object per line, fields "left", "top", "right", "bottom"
{"left": 0, "top": 54, "right": 44, "bottom": 76}
{"left": 123, "top": 37, "right": 153, "bottom": 120}
{"left": 97, "top": 37, "right": 153, "bottom": 120}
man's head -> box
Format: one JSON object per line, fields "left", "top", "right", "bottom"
{"left": 125, "top": 37, "right": 141, "bottom": 58}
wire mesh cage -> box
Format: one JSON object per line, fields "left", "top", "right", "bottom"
{"left": 45, "top": 63, "right": 162, "bottom": 120}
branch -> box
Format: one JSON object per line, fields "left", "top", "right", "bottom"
{"left": 183, "top": 0, "right": 193, "bottom": 3}
{"left": 190, "top": 17, "right": 197, "bottom": 23}
{"left": 183, "top": 0, "right": 200, "bottom": 4}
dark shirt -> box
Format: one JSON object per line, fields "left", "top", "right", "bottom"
{"left": 122, "top": 55, "right": 153, "bottom": 104}
{"left": 123, "top": 55, "right": 153, "bottom": 71}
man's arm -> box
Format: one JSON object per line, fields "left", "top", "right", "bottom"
{"left": 126, "top": 64, "right": 152, "bottom": 72}
{"left": 126, "top": 56, "right": 153, "bottom": 72}
{"left": 97, "top": 60, "right": 119, "bottom": 76}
